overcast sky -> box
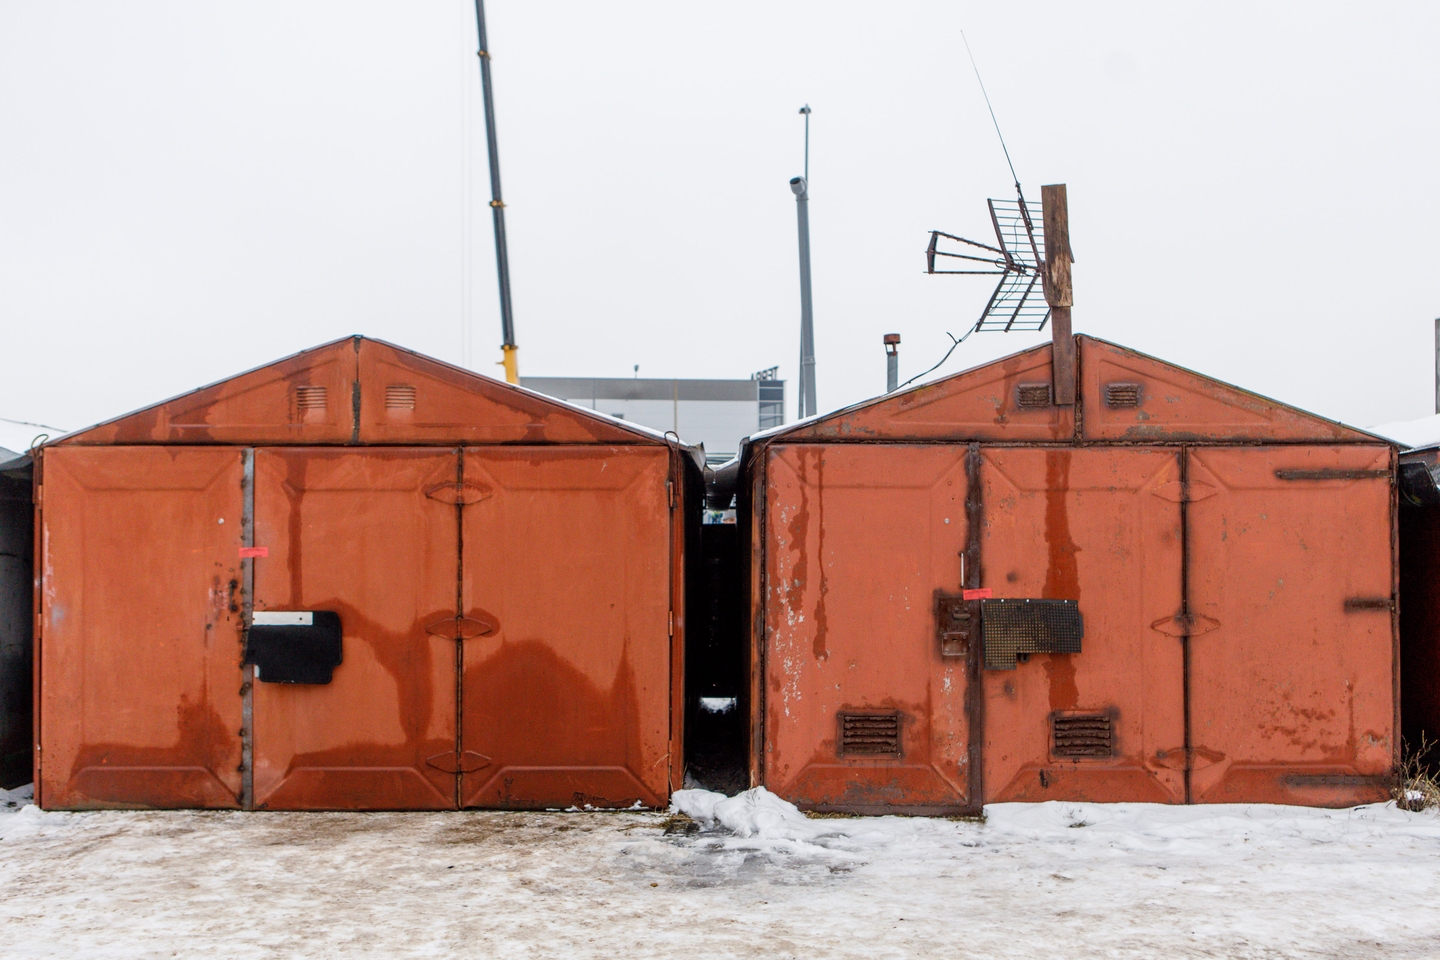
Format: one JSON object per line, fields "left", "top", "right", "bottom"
{"left": 2, "top": 1, "right": 1437, "bottom": 443}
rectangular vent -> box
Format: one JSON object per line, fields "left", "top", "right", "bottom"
{"left": 294, "top": 385, "right": 328, "bottom": 411}
{"left": 1104, "top": 382, "right": 1141, "bottom": 408}
{"left": 838, "top": 711, "right": 901, "bottom": 758}
{"left": 1016, "top": 383, "right": 1052, "bottom": 408}
{"left": 385, "top": 384, "right": 417, "bottom": 410}
{"left": 1052, "top": 713, "right": 1113, "bottom": 758}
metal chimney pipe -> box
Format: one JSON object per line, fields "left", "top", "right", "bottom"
{"left": 791, "top": 176, "right": 817, "bottom": 419}
{"left": 884, "top": 333, "right": 901, "bottom": 393}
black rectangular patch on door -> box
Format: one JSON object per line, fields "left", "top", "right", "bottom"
{"left": 980, "top": 599, "right": 1083, "bottom": 670}
{"left": 244, "top": 611, "right": 343, "bottom": 684}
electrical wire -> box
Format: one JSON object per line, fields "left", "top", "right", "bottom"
{"left": 896, "top": 325, "right": 978, "bottom": 391}
{"left": 0, "top": 416, "right": 63, "bottom": 430}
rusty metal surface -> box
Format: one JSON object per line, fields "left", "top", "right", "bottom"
{"left": 459, "top": 447, "right": 673, "bottom": 809}
{"left": 748, "top": 334, "right": 1398, "bottom": 813}
{"left": 38, "top": 446, "right": 245, "bottom": 809}
{"left": 760, "top": 443, "right": 975, "bottom": 814}
{"left": 251, "top": 448, "right": 459, "bottom": 810}
{"left": 1185, "top": 445, "right": 1394, "bottom": 805}
{"left": 764, "top": 337, "right": 1381, "bottom": 447}
{"left": 57, "top": 337, "right": 658, "bottom": 448}
{"left": 56, "top": 342, "right": 360, "bottom": 446}
{"left": 771, "top": 342, "right": 1074, "bottom": 443}
{"left": 355, "top": 340, "right": 639, "bottom": 445}
{"left": 979, "top": 447, "right": 1186, "bottom": 804}
{"left": 36, "top": 339, "right": 689, "bottom": 812}
{"left": 1078, "top": 338, "right": 1379, "bottom": 443}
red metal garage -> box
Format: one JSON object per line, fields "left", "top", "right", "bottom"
{"left": 36, "top": 336, "right": 695, "bottom": 810}
{"left": 743, "top": 335, "right": 1396, "bottom": 813}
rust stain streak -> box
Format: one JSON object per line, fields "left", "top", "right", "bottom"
{"left": 1043, "top": 450, "right": 1080, "bottom": 711}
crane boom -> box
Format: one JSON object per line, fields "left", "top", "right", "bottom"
{"left": 473, "top": 0, "right": 518, "bottom": 383}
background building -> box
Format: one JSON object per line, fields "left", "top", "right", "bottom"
{"left": 522, "top": 369, "right": 784, "bottom": 464}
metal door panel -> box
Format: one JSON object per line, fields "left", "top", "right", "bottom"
{"left": 39, "top": 447, "right": 244, "bottom": 809}
{"left": 981, "top": 448, "right": 1185, "bottom": 803}
{"left": 459, "top": 447, "right": 672, "bottom": 809}
{"left": 252, "top": 448, "right": 458, "bottom": 810}
{"left": 762, "top": 444, "right": 973, "bottom": 813}
{"left": 1186, "top": 445, "right": 1394, "bottom": 805}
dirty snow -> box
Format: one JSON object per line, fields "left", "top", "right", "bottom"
{"left": 2, "top": 785, "right": 1439, "bottom": 958}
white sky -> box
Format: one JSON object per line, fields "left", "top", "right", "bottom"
{"left": 2, "top": 1, "right": 1437, "bottom": 435}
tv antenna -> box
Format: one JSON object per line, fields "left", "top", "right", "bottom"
{"left": 906, "top": 34, "right": 1074, "bottom": 403}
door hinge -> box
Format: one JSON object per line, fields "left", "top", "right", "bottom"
{"left": 667, "top": 480, "right": 675, "bottom": 509}
{"left": 1150, "top": 612, "right": 1221, "bottom": 636}
{"left": 425, "top": 615, "right": 498, "bottom": 640}
{"left": 424, "top": 482, "right": 490, "bottom": 505}
{"left": 668, "top": 610, "right": 674, "bottom": 637}
{"left": 1152, "top": 479, "right": 1217, "bottom": 502}
{"left": 425, "top": 750, "right": 492, "bottom": 774}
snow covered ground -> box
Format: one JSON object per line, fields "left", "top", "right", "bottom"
{"left": 2, "top": 784, "right": 1439, "bottom": 959}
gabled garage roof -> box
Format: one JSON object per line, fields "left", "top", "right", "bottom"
{"left": 54, "top": 336, "right": 668, "bottom": 446}
{"left": 759, "top": 335, "right": 1384, "bottom": 445}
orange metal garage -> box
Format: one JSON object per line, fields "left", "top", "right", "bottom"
{"left": 743, "top": 335, "right": 1396, "bottom": 813}
{"left": 36, "top": 336, "right": 696, "bottom": 810}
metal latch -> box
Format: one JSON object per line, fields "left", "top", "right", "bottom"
{"left": 934, "top": 591, "right": 973, "bottom": 658}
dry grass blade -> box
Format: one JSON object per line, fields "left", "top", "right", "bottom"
{"left": 1392, "top": 735, "right": 1440, "bottom": 812}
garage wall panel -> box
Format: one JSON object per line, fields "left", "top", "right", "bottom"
{"left": 39, "top": 447, "right": 244, "bottom": 808}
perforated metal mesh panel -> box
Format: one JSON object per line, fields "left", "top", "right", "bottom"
{"left": 981, "top": 599, "right": 1083, "bottom": 670}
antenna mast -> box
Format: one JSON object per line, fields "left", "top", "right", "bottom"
{"left": 473, "top": 0, "right": 518, "bottom": 383}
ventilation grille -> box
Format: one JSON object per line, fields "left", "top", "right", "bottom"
{"left": 385, "top": 384, "right": 417, "bottom": 410}
{"left": 1104, "top": 382, "right": 1141, "bottom": 408}
{"left": 838, "top": 711, "right": 901, "bottom": 758}
{"left": 294, "top": 385, "right": 328, "bottom": 412}
{"left": 1052, "top": 713, "right": 1113, "bottom": 758}
{"left": 1016, "top": 383, "right": 1052, "bottom": 408}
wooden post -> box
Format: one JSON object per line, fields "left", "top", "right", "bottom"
{"left": 1041, "top": 184, "right": 1075, "bottom": 405}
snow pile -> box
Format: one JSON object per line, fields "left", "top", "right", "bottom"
{"left": 0, "top": 784, "right": 44, "bottom": 842}
{"left": 672, "top": 786, "right": 852, "bottom": 844}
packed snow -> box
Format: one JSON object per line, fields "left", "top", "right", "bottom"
{"left": 1, "top": 784, "right": 1439, "bottom": 958}
{"left": 1370, "top": 413, "right": 1440, "bottom": 449}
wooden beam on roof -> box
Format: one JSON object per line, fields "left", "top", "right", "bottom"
{"left": 1041, "top": 183, "right": 1075, "bottom": 405}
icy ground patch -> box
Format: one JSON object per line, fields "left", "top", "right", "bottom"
{"left": 2, "top": 787, "right": 1439, "bottom": 959}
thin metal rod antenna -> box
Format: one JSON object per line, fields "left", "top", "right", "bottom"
{"left": 960, "top": 31, "right": 1019, "bottom": 191}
